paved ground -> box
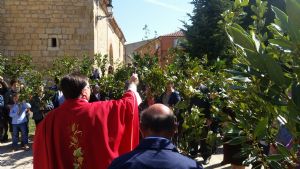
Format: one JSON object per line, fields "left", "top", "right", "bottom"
{"left": 0, "top": 139, "right": 250, "bottom": 169}
{"left": 0, "top": 140, "right": 33, "bottom": 169}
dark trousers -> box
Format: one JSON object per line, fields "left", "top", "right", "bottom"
{"left": 0, "top": 119, "right": 4, "bottom": 140}
{"left": 199, "top": 126, "right": 216, "bottom": 160}
{"left": 12, "top": 122, "right": 28, "bottom": 148}
{"left": 188, "top": 125, "right": 217, "bottom": 159}
{"left": 1, "top": 116, "right": 11, "bottom": 141}
{"left": 173, "top": 112, "right": 184, "bottom": 146}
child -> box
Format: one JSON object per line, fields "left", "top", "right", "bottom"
{"left": 9, "top": 93, "right": 31, "bottom": 151}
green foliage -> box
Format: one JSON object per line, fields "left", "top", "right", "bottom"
{"left": 47, "top": 54, "right": 96, "bottom": 79}
{"left": 180, "top": 106, "right": 206, "bottom": 152}
{"left": 19, "top": 69, "right": 44, "bottom": 101}
{"left": 225, "top": 0, "right": 300, "bottom": 167}
{"left": 5, "top": 55, "right": 33, "bottom": 79}
{"left": 94, "top": 53, "right": 108, "bottom": 76}
{"left": 1, "top": 53, "right": 111, "bottom": 103}
{"left": 183, "top": 0, "right": 233, "bottom": 64}
{"left": 0, "top": 53, "right": 7, "bottom": 76}
{"left": 286, "top": 0, "right": 300, "bottom": 43}
{"left": 249, "top": 0, "right": 268, "bottom": 35}
{"left": 241, "top": 0, "right": 286, "bottom": 30}
{"left": 142, "top": 24, "right": 150, "bottom": 40}
{"left": 1, "top": 55, "right": 40, "bottom": 101}
{"left": 143, "top": 67, "right": 166, "bottom": 97}
{"left": 1, "top": 1, "right": 299, "bottom": 166}
{"left": 97, "top": 66, "right": 131, "bottom": 100}
{"left": 132, "top": 54, "right": 166, "bottom": 98}
{"left": 78, "top": 55, "right": 94, "bottom": 76}
{"left": 47, "top": 56, "right": 79, "bottom": 80}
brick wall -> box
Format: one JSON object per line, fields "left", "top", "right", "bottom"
{"left": 1, "top": 0, "right": 94, "bottom": 67}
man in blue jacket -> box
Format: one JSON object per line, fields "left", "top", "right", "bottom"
{"left": 108, "top": 104, "right": 203, "bottom": 169}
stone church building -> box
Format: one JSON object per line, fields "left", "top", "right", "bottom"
{"left": 0, "top": 0, "right": 125, "bottom": 67}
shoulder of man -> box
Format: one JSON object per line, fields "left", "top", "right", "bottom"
{"left": 108, "top": 150, "right": 140, "bottom": 169}
{"left": 171, "top": 152, "right": 203, "bottom": 169}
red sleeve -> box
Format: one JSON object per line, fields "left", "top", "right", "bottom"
{"left": 117, "top": 91, "right": 140, "bottom": 155}
{"left": 93, "top": 90, "right": 140, "bottom": 162}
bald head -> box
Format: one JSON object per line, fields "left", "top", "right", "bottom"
{"left": 140, "top": 104, "right": 176, "bottom": 138}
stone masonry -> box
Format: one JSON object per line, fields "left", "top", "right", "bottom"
{"left": 0, "top": 0, "right": 125, "bottom": 68}
{"left": 0, "top": 0, "right": 5, "bottom": 53}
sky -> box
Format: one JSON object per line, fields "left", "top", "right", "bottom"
{"left": 113, "top": 0, "right": 193, "bottom": 44}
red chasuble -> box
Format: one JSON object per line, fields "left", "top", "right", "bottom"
{"left": 33, "top": 91, "right": 139, "bottom": 169}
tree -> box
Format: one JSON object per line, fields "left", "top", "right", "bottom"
{"left": 225, "top": 0, "right": 300, "bottom": 167}
{"left": 183, "top": 0, "right": 233, "bottom": 64}
{"left": 142, "top": 24, "right": 150, "bottom": 40}
{"left": 242, "top": 0, "right": 286, "bottom": 29}
{"left": 142, "top": 24, "right": 158, "bottom": 40}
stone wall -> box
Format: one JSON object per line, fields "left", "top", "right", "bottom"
{"left": 0, "top": 0, "right": 5, "bottom": 53}
{"left": 94, "top": 2, "right": 125, "bottom": 68}
{"left": 0, "top": 0, "right": 94, "bottom": 67}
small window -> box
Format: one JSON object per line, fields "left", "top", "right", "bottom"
{"left": 51, "top": 38, "right": 57, "bottom": 47}
{"left": 48, "top": 36, "right": 59, "bottom": 50}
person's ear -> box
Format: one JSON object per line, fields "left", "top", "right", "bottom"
{"left": 140, "top": 128, "right": 145, "bottom": 138}
{"left": 81, "top": 88, "right": 89, "bottom": 99}
{"left": 140, "top": 126, "right": 149, "bottom": 138}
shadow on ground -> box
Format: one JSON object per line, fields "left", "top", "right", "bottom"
{"left": 0, "top": 139, "right": 33, "bottom": 168}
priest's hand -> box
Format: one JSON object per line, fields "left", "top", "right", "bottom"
{"left": 128, "top": 73, "right": 142, "bottom": 105}
{"left": 129, "top": 73, "right": 139, "bottom": 85}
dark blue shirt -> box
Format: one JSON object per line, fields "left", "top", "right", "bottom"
{"left": 109, "top": 137, "right": 202, "bottom": 169}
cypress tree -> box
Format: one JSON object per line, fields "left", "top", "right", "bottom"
{"left": 183, "top": 0, "right": 232, "bottom": 64}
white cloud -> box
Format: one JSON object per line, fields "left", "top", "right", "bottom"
{"left": 144, "top": 0, "right": 187, "bottom": 13}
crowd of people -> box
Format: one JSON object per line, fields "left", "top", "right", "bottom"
{"left": 0, "top": 71, "right": 298, "bottom": 169}
{"left": 0, "top": 77, "right": 32, "bottom": 151}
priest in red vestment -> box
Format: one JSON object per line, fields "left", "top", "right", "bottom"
{"left": 33, "top": 73, "right": 141, "bottom": 169}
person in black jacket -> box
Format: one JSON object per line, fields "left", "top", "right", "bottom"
{"left": 188, "top": 84, "right": 218, "bottom": 165}
{"left": 0, "top": 76, "right": 8, "bottom": 142}
{"left": 2, "top": 79, "right": 20, "bottom": 142}
{"left": 157, "top": 82, "right": 181, "bottom": 144}
{"left": 30, "top": 86, "right": 53, "bottom": 126}
{"left": 89, "top": 85, "right": 101, "bottom": 102}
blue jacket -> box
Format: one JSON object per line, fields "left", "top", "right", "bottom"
{"left": 108, "top": 137, "right": 203, "bottom": 169}
{"left": 157, "top": 91, "right": 181, "bottom": 107}
{"left": 9, "top": 102, "right": 31, "bottom": 124}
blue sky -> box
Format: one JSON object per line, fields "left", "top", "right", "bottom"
{"left": 113, "top": 0, "right": 193, "bottom": 44}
